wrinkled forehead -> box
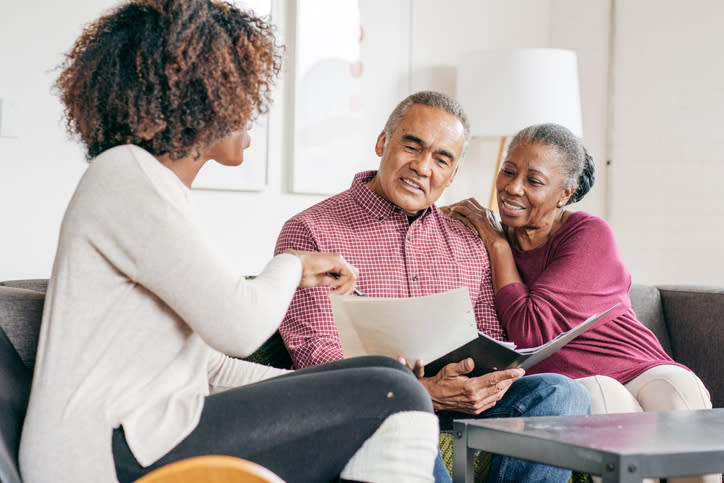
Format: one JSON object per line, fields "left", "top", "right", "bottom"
{"left": 506, "top": 142, "right": 569, "bottom": 178}
{"left": 395, "top": 105, "right": 465, "bottom": 156}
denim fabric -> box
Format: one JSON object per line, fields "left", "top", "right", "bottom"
{"left": 434, "top": 449, "right": 453, "bottom": 483}
{"left": 437, "top": 373, "right": 591, "bottom": 483}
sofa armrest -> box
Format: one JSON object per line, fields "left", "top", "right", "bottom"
{"left": 658, "top": 285, "right": 724, "bottom": 408}
{"left": 0, "top": 286, "right": 44, "bottom": 370}
{"left": 0, "top": 315, "right": 32, "bottom": 483}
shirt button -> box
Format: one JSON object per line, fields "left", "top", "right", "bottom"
{"left": 378, "top": 216, "right": 384, "bottom": 221}
{"left": 406, "top": 235, "right": 411, "bottom": 241}
{"left": 393, "top": 208, "right": 400, "bottom": 213}
{"left": 412, "top": 276, "right": 418, "bottom": 282}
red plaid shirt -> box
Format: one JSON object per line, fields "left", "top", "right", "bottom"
{"left": 275, "top": 171, "right": 506, "bottom": 368}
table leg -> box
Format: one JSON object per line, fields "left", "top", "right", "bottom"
{"left": 452, "top": 422, "right": 475, "bottom": 483}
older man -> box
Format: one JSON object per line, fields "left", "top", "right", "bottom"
{"left": 275, "top": 91, "right": 590, "bottom": 482}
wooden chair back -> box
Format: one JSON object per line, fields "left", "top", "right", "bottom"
{"left": 134, "top": 455, "right": 285, "bottom": 483}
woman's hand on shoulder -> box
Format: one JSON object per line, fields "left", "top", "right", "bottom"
{"left": 285, "top": 249, "right": 359, "bottom": 294}
{"left": 442, "top": 198, "right": 506, "bottom": 248}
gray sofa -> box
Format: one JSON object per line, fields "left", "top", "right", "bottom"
{"left": 1, "top": 279, "right": 722, "bottom": 483}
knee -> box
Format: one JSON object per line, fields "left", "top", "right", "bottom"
{"left": 578, "top": 375, "right": 641, "bottom": 414}
{"left": 628, "top": 366, "right": 713, "bottom": 411}
{"left": 524, "top": 373, "right": 591, "bottom": 416}
{"left": 359, "top": 355, "right": 411, "bottom": 372}
{"left": 556, "top": 376, "right": 593, "bottom": 415}
{"left": 380, "top": 368, "right": 434, "bottom": 414}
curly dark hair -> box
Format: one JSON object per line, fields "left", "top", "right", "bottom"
{"left": 55, "top": 0, "right": 282, "bottom": 160}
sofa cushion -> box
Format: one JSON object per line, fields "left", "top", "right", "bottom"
{"left": 0, "top": 280, "right": 48, "bottom": 294}
{"left": 628, "top": 284, "right": 672, "bottom": 356}
{"left": 0, "top": 279, "right": 294, "bottom": 372}
{"left": 0, "top": 286, "right": 45, "bottom": 370}
{"left": 0, "top": 324, "right": 31, "bottom": 483}
{"left": 658, "top": 286, "right": 724, "bottom": 408}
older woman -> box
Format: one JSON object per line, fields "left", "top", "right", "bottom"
{"left": 447, "top": 123, "right": 715, "bottom": 482}
{"left": 18, "top": 2, "right": 440, "bottom": 482}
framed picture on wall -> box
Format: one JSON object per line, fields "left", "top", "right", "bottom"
{"left": 193, "top": 0, "right": 272, "bottom": 192}
{"left": 290, "top": 0, "right": 411, "bottom": 195}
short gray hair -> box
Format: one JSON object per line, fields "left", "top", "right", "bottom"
{"left": 508, "top": 123, "right": 595, "bottom": 204}
{"left": 383, "top": 90, "right": 471, "bottom": 158}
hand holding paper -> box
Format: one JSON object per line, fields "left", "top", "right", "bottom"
{"left": 330, "top": 288, "right": 617, "bottom": 378}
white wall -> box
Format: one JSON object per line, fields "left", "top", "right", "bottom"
{"left": 2, "top": 0, "right": 601, "bottom": 280}
{"left": 0, "top": 0, "right": 330, "bottom": 279}
{"left": 426, "top": 0, "right": 611, "bottom": 220}
{"left": 608, "top": 0, "right": 724, "bottom": 285}
{"left": 548, "top": 0, "right": 611, "bottom": 219}
{"left": 2, "top": 0, "right": 722, "bottom": 285}
{"left": 1, "top": 0, "right": 116, "bottom": 280}
{"left": 411, "top": 0, "right": 556, "bottom": 208}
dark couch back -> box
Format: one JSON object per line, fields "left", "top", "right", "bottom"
{"left": 0, "top": 287, "right": 35, "bottom": 483}
{"left": 628, "top": 284, "right": 672, "bottom": 355}
{"left": 0, "top": 280, "right": 718, "bottom": 411}
{"left": 657, "top": 286, "right": 724, "bottom": 409}
{"left": 0, "top": 279, "right": 675, "bottom": 371}
{"left": 0, "top": 281, "right": 46, "bottom": 370}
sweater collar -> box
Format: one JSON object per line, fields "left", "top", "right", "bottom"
{"left": 127, "top": 144, "right": 192, "bottom": 205}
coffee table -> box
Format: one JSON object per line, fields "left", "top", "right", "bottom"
{"left": 452, "top": 408, "right": 724, "bottom": 483}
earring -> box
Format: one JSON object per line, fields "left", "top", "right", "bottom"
{"left": 557, "top": 200, "right": 564, "bottom": 208}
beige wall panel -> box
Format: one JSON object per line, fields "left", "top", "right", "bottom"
{"left": 610, "top": 0, "right": 724, "bottom": 284}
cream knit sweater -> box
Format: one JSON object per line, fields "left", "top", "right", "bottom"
{"left": 19, "top": 145, "right": 297, "bottom": 482}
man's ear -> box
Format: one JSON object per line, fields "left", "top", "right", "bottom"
{"left": 375, "top": 131, "right": 386, "bottom": 157}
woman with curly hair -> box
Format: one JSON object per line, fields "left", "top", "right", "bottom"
{"left": 18, "top": 2, "right": 439, "bottom": 482}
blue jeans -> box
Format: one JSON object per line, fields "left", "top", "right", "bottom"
{"left": 436, "top": 373, "right": 591, "bottom": 483}
{"left": 434, "top": 450, "right": 453, "bottom": 483}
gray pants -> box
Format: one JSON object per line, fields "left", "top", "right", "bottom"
{"left": 112, "top": 356, "right": 433, "bottom": 483}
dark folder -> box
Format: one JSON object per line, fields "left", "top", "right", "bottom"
{"left": 424, "top": 304, "right": 618, "bottom": 378}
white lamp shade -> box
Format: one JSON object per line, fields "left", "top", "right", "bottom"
{"left": 457, "top": 48, "right": 583, "bottom": 138}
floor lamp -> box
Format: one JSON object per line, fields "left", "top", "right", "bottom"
{"left": 456, "top": 48, "right": 584, "bottom": 210}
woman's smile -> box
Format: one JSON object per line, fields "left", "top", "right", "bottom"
{"left": 498, "top": 196, "right": 526, "bottom": 214}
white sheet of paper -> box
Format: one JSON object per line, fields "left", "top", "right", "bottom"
{"left": 329, "top": 287, "right": 479, "bottom": 363}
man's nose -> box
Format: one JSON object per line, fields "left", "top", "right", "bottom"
{"left": 409, "top": 152, "right": 433, "bottom": 177}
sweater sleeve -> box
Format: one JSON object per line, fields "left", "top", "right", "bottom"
{"left": 206, "top": 349, "right": 291, "bottom": 393}
{"left": 494, "top": 215, "right": 630, "bottom": 348}
{"left": 135, "top": 224, "right": 303, "bottom": 358}
{"left": 274, "top": 217, "right": 345, "bottom": 368}
{"left": 86, "top": 153, "right": 303, "bottom": 358}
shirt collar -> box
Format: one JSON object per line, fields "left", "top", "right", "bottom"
{"left": 350, "top": 170, "right": 434, "bottom": 221}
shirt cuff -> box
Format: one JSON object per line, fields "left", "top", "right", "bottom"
{"left": 271, "top": 251, "right": 303, "bottom": 284}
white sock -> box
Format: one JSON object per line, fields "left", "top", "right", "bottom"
{"left": 340, "top": 411, "right": 438, "bottom": 483}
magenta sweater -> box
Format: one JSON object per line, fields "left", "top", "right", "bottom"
{"left": 495, "top": 211, "right": 687, "bottom": 383}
